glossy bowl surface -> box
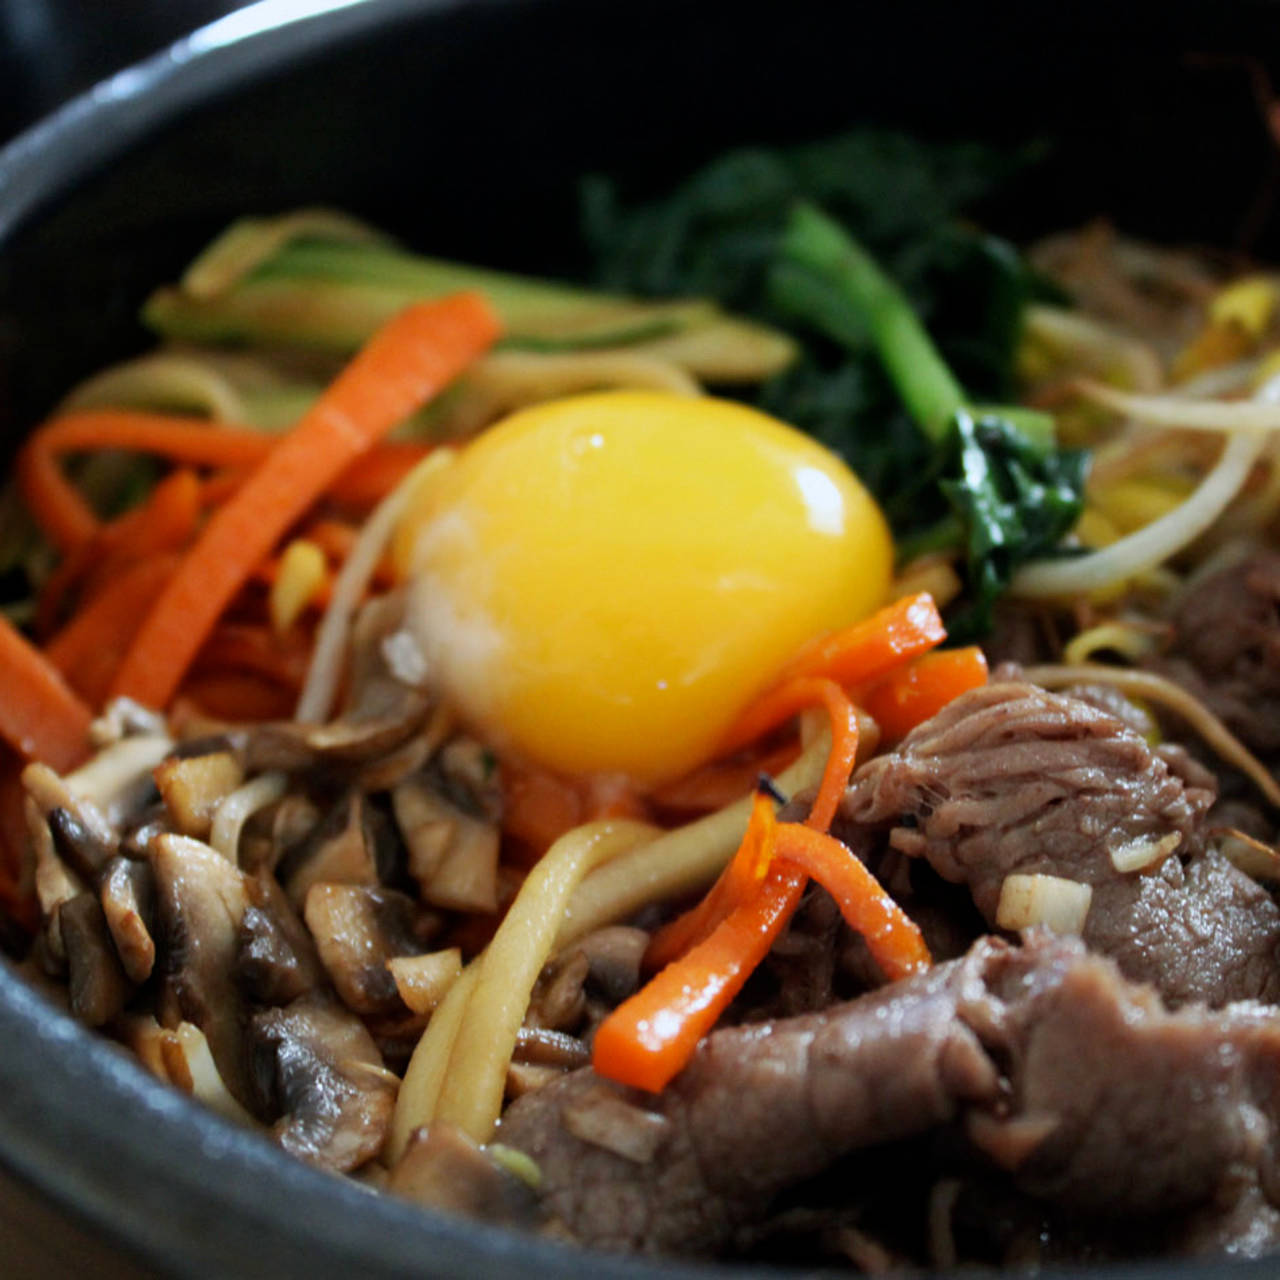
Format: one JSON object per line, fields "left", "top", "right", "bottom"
{"left": 2, "top": 1, "right": 1279, "bottom": 1275}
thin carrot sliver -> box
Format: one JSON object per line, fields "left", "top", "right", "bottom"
{"left": 17, "top": 413, "right": 433, "bottom": 558}
{"left": 859, "top": 646, "right": 989, "bottom": 745}
{"left": 649, "top": 740, "right": 801, "bottom": 816}
{"left": 46, "top": 554, "right": 180, "bottom": 705}
{"left": 645, "top": 788, "right": 778, "bottom": 971}
{"left": 0, "top": 616, "right": 92, "bottom": 770}
{"left": 592, "top": 861, "right": 805, "bottom": 1093}
{"left": 773, "top": 823, "right": 931, "bottom": 981}
{"left": 777, "top": 592, "right": 946, "bottom": 687}
{"left": 109, "top": 294, "right": 500, "bottom": 709}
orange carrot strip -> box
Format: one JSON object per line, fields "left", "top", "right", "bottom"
{"left": 45, "top": 554, "right": 180, "bottom": 705}
{"left": 303, "top": 519, "right": 360, "bottom": 562}
{"left": 16, "top": 413, "right": 272, "bottom": 555}
{"left": 773, "top": 823, "right": 931, "bottom": 981}
{"left": 17, "top": 411, "right": 434, "bottom": 557}
{"left": 648, "top": 740, "right": 801, "bottom": 816}
{"left": 645, "top": 684, "right": 858, "bottom": 971}
{"left": 34, "top": 469, "right": 199, "bottom": 637}
{"left": 719, "top": 676, "right": 857, "bottom": 831}
{"left": 80, "top": 469, "right": 201, "bottom": 602}
{"left": 776, "top": 592, "right": 946, "bottom": 688}
{"left": 329, "top": 442, "right": 432, "bottom": 508}
{"left": 859, "top": 646, "right": 989, "bottom": 745}
{"left": 592, "top": 861, "right": 806, "bottom": 1093}
{"left": 192, "top": 623, "right": 313, "bottom": 688}
{"left": 110, "top": 294, "right": 500, "bottom": 709}
{"left": 645, "top": 787, "right": 778, "bottom": 971}
{"left": 177, "top": 672, "right": 298, "bottom": 723}
{"left": 0, "top": 616, "right": 93, "bottom": 770}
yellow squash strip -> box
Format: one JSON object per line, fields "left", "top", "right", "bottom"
{"left": 389, "top": 819, "right": 656, "bottom": 1157}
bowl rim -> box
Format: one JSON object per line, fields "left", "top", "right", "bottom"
{"left": 0, "top": 2, "right": 1276, "bottom": 1277}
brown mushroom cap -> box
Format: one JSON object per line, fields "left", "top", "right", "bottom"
{"left": 248, "top": 990, "right": 397, "bottom": 1172}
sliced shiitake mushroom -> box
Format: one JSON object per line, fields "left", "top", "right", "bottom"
{"left": 153, "top": 750, "right": 245, "bottom": 840}
{"left": 99, "top": 856, "right": 157, "bottom": 985}
{"left": 392, "top": 777, "right": 499, "bottom": 913}
{"left": 236, "top": 868, "right": 324, "bottom": 1005}
{"left": 302, "top": 883, "right": 440, "bottom": 1017}
{"left": 58, "top": 891, "right": 133, "bottom": 1027}
{"left": 149, "top": 832, "right": 252, "bottom": 1105}
{"left": 248, "top": 990, "right": 397, "bottom": 1172}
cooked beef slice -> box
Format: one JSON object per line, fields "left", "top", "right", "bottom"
{"left": 499, "top": 952, "right": 1000, "bottom": 1255}
{"left": 499, "top": 934, "right": 1280, "bottom": 1261}
{"left": 837, "top": 680, "right": 1280, "bottom": 1006}
{"left": 1156, "top": 549, "right": 1280, "bottom": 756}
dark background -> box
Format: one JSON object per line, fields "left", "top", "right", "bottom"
{"left": 0, "top": 0, "right": 256, "bottom": 141}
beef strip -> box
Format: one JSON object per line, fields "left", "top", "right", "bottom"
{"left": 1155, "top": 549, "right": 1280, "bottom": 757}
{"left": 499, "top": 934, "right": 1280, "bottom": 1261}
{"left": 499, "top": 947, "right": 1001, "bottom": 1255}
{"left": 837, "top": 680, "right": 1280, "bottom": 1007}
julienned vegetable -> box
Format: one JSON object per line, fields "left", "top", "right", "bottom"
{"left": 143, "top": 222, "right": 797, "bottom": 383}
{"left": 592, "top": 591, "right": 956, "bottom": 1093}
{"left": 774, "top": 202, "right": 1088, "bottom": 632}
{"left": 109, "top": 292, "right": 502, "bottom": 709}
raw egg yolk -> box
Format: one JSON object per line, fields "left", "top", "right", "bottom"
{"left": 394, "top": 390, "right": 892, "bottom": 786}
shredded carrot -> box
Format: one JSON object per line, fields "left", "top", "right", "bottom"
{"left": 592, "top": 862, "right": 805, "bottom": 1093}
{"left": 645, "top": 682, "right": 859, "bottom": 971}
{"left": 33, "top": 468, "right": 200, "bottom": 636}
{"left": 501, "top": 763, "right": 587, "bottom": 855}
{"left": 719, "top": 676, "right": 857, "bottom": 830}
{"left": 648, "top": 740, "right": 801, "bottom": 816}
{"left": 17, "top": 412, "right": 433, "bottom": 558}
{"left": 45, "top": 554, "right": 180, "bottom": 705}
{"left": 80, "top": 469, "right": 201, "bottom": 603}
{"left": 177, "top": 672, "right": 299, "bottom": 722}
{"left": 776, "top": 593, "right": 946, "bottom": 687}
{"left": 192, "top": 623, "right": 313, "bottom": 690}
{"left": 645, "top": 787, "right": 779, "bottom": 970}
{"left": 109, "top": 294, "right": 500, "bottom": 709}
{"left": 302, "top": 519, "right": 360, "bottom": 562}
{"left": 595, "top": 817, "right": 930, "bottom": 1093}
{"left": 859, "top": 646, "right": 989, "bottom": 745}
{"left": 0, "top": 616, "right": 93, "bottom": 771}
{"left": 330, "top": 442, "right": 433, "bottom": 509}
{"left": 773, "top": 823, "right": 930, "bottom": 981}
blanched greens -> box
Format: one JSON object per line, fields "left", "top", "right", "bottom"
{"left": 584, "top": 132, "right": 1083, "bottom": 633}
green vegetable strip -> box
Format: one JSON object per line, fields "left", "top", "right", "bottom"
{"left": 778, "top": 203, "right": 968, "bottom": 442}
{"left": 143, "top": 221, "right": 795, "bottom": 381}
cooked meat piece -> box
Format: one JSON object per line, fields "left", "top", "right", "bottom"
{"left": 499, "top": 951, "right": 1001, "bottom": 1255}
{"left": 58, "top": 891, "right": 133, "bottom": 1026}
{"left": 302, "top": 883, "right": 436, "bottom": 1016}
{"left": 500, "top": 934, "right": 1280, "bottom": 1261}
{"left": 1155, "top": 549, "right": 1280, "bottom": 756}
{"left": 236, "top": 869, "right": 323, "bottom": 1005}
{"left": 837, "top": 681, "right": 1280, "bottom": 1007}
{"left": 248, "top": 991, "right": 397, "bottom": 1172}
{"left": 980, "top": 600, "right": 1063, "bottom": 668}
{"left": 149, "top": 833, "right": 253, "bottom": 1106}
{"left": 966, "top": 935, "right": 1280, "bottom": 1217}
{"left": 99, "top": 856, "right": 157, "bottom": 985}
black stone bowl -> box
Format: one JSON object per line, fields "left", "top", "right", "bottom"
{"left": 1, "top": 1, "right": 1278, "bottom": 1274}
